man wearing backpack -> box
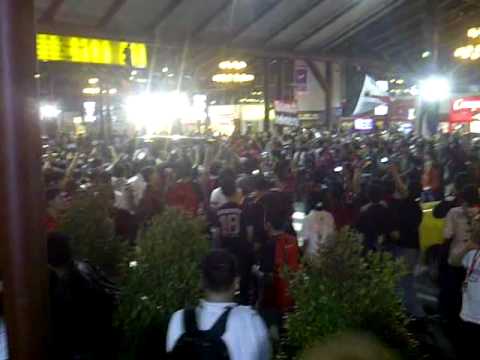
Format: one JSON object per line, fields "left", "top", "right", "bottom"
{"left": 166, "top": 250, "right": 271, "bottom": 360}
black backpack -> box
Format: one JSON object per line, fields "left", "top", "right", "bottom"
{"left": 169, "top": 307, "right": 233, "bottom": 360}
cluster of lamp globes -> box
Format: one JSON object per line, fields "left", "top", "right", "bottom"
{"left": 212, "top": 60, "right": 255, "bottom": 84}
{"left": 454, "top": 27, "right": 480, "bottom": 61}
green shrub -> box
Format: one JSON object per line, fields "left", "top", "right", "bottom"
{"left": 283, "top": 229, "right": 416, "bottom": 359}
{"left": 58, "top": 187, "right": 128, "bottom": 277}
{"left": 115, "top": 209, "right": 210, "bottom": 359}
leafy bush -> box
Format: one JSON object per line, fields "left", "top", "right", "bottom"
{"left": 115, "top": 209, "right": 210, "bottom": 359}
{"left": 58, "top": 187, "right": 128, "bottom": 277}
{"left": 283, "top": 229, "right": 416, "bottom": 359}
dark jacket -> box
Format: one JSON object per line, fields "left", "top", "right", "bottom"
{"left": 49, "top": 261, "right": 118, "bottom": 360}
{"left": 391, "top": 198, "right": 423, "bottom": 249}
{"left": 356, "top": 202, "right": 394, "bottom": 250}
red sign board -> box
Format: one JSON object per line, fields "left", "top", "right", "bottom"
{"left": 450, "top": 97, "right": 480, "bottom": 123}
{"left": 390, "top": 98, "right": 416, "bottom": 122}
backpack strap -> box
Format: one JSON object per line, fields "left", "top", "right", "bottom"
{"left": 183, "top": 308, "right": 199, "bottom": 335}
{"left": 206, "top": 306, "right": 234, "bottom": 339}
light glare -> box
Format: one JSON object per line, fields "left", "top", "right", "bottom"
{"left": 419, "top": 76, "right": 450, "bottom": 102}
{"left": 40, "top": 104, "right": 61, "bottom": 119}
{"left": 83, "top": 87, "right": 101, "bottom": 95}
{"left": 212, "top": 73, "right": 255, "bottom": 83}
{"left": 125, "top": 92, "right": 190, "bottom": 134}
{"left": 218, "top": 60, "right": 248, "bottom": 70}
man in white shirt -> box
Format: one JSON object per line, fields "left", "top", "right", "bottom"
{"left": 449, "top": 238, "right": 480, "bottom": 359}
{"left": 444, "top": 206, "right": 479, "bottom": 259}
{"left": 441, "top": 185, "right": 480, "bottom": 325}
{"left": 111, "top": 164, "right": 131, "bottom": 212}
{"left": 210, "top": 169, "right": 241, "bottom": 210}
{"left": 127, "top": 173, "right": 146, "bottom": 209}
{"left": 166, "top": 250, "right": 271, "bottom": 360}
{"left": 210, "top": 186, "right": 228, "bottom": 210}
{"left": 303, "top": 202, "right": 335, "bottom": 258}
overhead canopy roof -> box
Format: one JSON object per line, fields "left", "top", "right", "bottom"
{"left": 330, "top": 0, "right": 480, "bottom": 71}
{"left": 34, "top": 0, "right": 480, "bottom": 72}
{"left": 34, "top": 0, "right": 404, "bottom": 67}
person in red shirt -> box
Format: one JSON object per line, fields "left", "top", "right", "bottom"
{"left": 166, "top": 159, "right": 204, "bottom": 217}
{"left": 136, "top": 166, "right": 164, "bottom": 223}
{"left": 260, "top": 210, "right": 300, "bottom": 313}
{"left": 422, "top": 154, "right": 442, "bottom": 201}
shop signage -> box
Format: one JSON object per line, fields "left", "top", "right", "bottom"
{"left": 36, "top": 33, "right": 148, "bottom": 68}
{"left": 274, "top": 101, "right": 299, "bottom": 127}
{"left": 452, "top": 98, "right": 480, "bottom": 111}
{"left": 450, "top": 96, "right": 480, "bottom": 123}
{"left": 354, "top": 118, "right": 374, "bottom": 131}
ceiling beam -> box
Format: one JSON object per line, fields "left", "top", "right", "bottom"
{"left": 292, "top": 1, "right": 360, "bottom": 50}
{"left": 97, "top": 0, "right": 128, "bottom": 28}
{"left": 367, "top": 14, "right": 424, "bottom": 47}
{"left": 146, "top": 0, "right": 186, "bottom": 34}
{"left": 192, "top": 0, "right": 234, "bottom": 37}
{"left": 40, "top": 0, "right": 65, "bottom": 22}
{"left": 375, "top": 27, "right": 420, "bottom": 52}
{"left": 263, "top": 0, "right": 327, "bottom": 45}
{"left": 367, "top": 0, "right": 454, "bottom": 47}
{"left": 323, "top": 0, "right": 406, "bottom": 50}
{"left": 372, "top": 1, "right": 480, "bottom": 64}
{"left": 230, "top": 0, "right": 285, "bottom": 42}
{"left": 371, "top": 0, "right": 464, "bottom": 53}
{"left": 306, "top": 60, "right": 328, "bottom": 92}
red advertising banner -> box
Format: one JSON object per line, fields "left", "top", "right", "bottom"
{"left": 450, "top": 97, "right": 480, "bottom": 123}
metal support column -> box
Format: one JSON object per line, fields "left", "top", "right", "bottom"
{"left": 0, "top": 0, "right": 49, "bottom": 359}
{"left": 325, "top": 62, "right": 333, "bottom": 130}
{"left": 428, "top": 0, "right": 440, "bottom": 71}
{"left": 264, "top": 59, "right": 271, "bottom": 132}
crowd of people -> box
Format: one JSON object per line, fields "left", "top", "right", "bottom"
{"left": 40, "top": 127, "right": 480, "bottom": 359}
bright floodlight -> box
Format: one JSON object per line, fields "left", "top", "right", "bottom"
{"left": 125, "top": 91, "right": 190, "bottom": 134}
{"left": 40, "top": 104, "right": 61, "bottom": 119}
{"left": 419, "top": 76, "right": 450, "bottom": 102}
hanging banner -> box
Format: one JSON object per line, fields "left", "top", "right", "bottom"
{"left": 294, "top": 61, "right": 308, "bottom": 92}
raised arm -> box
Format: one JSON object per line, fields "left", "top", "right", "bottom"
{"left": 60, "top": 152, "right": 79, "bottom": 191}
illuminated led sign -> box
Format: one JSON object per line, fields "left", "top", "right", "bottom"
{"left": 36, "top": 33, "right": 148, "bottom": 68}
